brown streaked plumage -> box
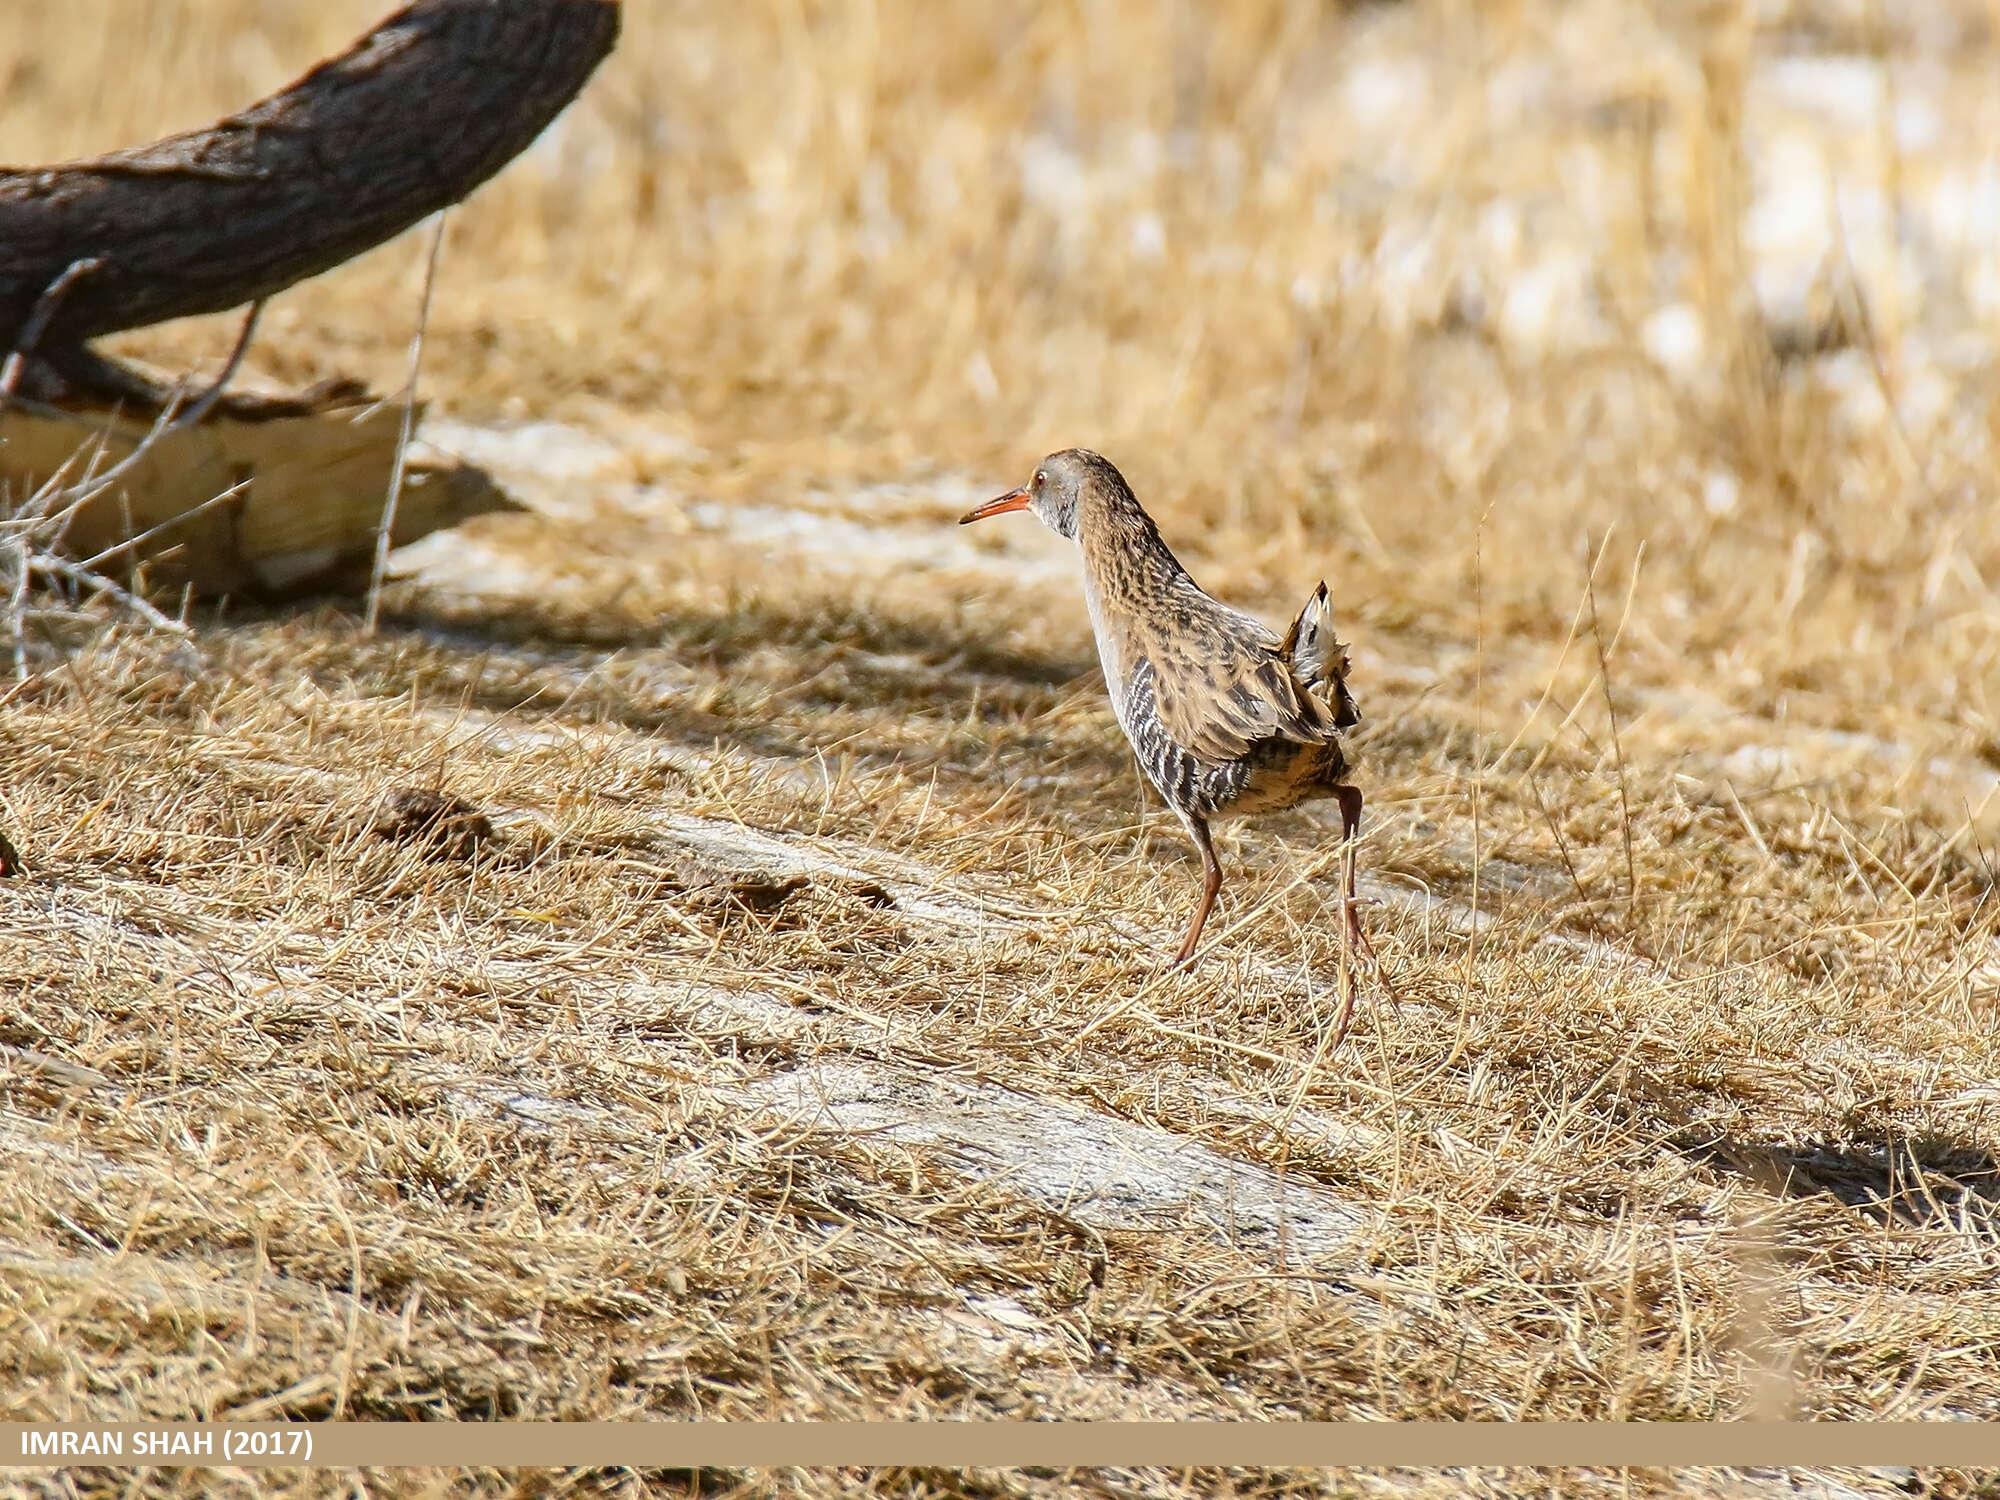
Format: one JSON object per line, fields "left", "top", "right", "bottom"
{"left": 962, "top": 449, "right": 1377, "bottom": 1019}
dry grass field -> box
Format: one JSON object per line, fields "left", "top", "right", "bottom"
{"left": 5, "top": 0, "right": 2000, "bottom": 1495}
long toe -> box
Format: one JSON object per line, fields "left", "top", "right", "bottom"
{"left": 1347, "top": 903, "right": 1376, "bottom": 964}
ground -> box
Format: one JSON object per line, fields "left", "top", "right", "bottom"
{"left": 3, "top": 0, "right": 2000, "bottom": 1497}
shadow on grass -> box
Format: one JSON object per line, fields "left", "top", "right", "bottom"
{"left": 196, "top": 591, "right": 1126, "bottom": 791}
{"left": 389, "top": 582, "right": 1089, "bottom": 682}
{"left": 1682, "top": 1130, "right": 2000, "bottom": 1230}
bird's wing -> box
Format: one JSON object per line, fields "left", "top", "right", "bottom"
{"left": 1132, "top": 601, "right": 1342, "bottom": 767}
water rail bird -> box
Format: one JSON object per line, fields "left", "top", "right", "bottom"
{"left": 961, "top": 449, "right": 1378, "bottom": 1027}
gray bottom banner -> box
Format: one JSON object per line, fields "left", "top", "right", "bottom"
{"left": 2, "top": 1422, "right": 1998, "bottom": 1468}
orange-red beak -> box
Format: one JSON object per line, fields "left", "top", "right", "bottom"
{"left": 959, "top": 487, "right": 1031, "bottom": 524}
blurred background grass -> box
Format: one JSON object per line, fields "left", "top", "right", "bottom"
{"left": 5, "top": 0, "right": 1998, "bottom": 772}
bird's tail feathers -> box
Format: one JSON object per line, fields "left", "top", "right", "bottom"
{"left": 1281, "top": 581, "right": 1360, "bottom": 730}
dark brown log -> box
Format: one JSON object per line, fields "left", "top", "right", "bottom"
{"left": 0, "top": 0, "right": 619, "bottom": 401}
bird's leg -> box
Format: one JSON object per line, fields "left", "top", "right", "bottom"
{"left": 1333, "top": 784, "right": 1378, "bottom": 965}
{"left": 1171, "top": 814, "right": 1222, "bottom": 969}
{"left": 1330, "top": 783, "right": 1388, "bottom": 1047}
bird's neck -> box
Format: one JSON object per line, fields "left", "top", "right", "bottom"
{"left": 1074, "top": 485, "right": 1198, "bottom": 727}
{"left": 1078, "top": 487, "right": 1196, "bottom": 609}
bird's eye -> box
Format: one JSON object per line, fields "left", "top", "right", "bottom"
{"left": 1034, "top": 471, "right": 1047, "bottom": 487}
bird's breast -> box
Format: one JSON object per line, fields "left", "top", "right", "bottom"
{"left": 1079, "top": 560, "right": 1134, "bottom": 730}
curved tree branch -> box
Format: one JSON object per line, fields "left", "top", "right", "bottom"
{"left": 0, "top": 0, "right": 619, "bottom": 407}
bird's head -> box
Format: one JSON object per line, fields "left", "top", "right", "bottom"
{"left": 959, "top": 449, "right": 1127, "bottom": 542}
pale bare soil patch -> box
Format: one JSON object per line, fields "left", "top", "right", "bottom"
{"left": 5, "top": 1, "right": 2000, "bottom": 1498}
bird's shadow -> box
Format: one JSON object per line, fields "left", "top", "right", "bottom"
{"left": 1679, "top": 1128, "right": 2000, "bottom": 1232}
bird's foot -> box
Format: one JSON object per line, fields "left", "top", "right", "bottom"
{"left": 1341, "top": 894, "right": 1385, "bottom": 968}
{"left": 1329, "top": 898, "right": 1398, "bottom": 1049}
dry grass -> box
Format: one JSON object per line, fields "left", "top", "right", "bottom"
{"left": 5, "top": 0, "right": 2000, "bottom": 1496}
